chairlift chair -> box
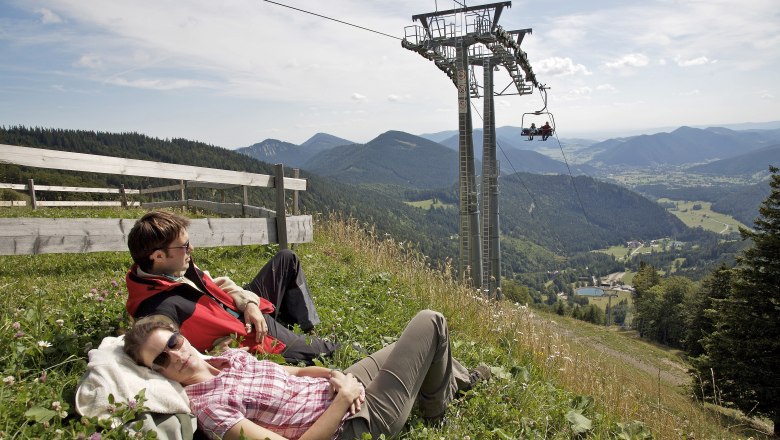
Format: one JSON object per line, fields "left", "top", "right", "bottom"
{"left": 520, "top": 85, "right": 556, "bottom": 141}
{"left": 521, "top": 111, "right": 556, "bottom": 141}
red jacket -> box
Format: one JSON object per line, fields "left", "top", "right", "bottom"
{"left": 125, "top": 262, "right": 286, "bottom": 355}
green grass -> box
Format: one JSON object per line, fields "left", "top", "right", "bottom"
{"left": 587, "top": 289, "right": 633, "bottom": 309}
{"left": 597, "top": 245, "right": 631, "bottom": 259}
{"left": 660, "top": 198, "right": 748, "bottom": 234}
{"left": 0, "top": 207, "right": 773, "bottom": 439}
{"left": 404, "top": 199, "right": 454, "bottom": 210}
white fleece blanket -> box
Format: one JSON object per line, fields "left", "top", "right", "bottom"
{"left": 75, "top": 335, "right": 191, "bottom": 418}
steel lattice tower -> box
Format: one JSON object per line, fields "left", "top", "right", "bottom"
{"left": 403, "top": 1, "right": 539, "bottom": 292}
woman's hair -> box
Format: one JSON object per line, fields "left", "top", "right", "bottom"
{"left": 123, "top": 316, "right": 178, "bottom": 367}
{"left": 127, "top": 211, "right": 191, "bottom": 272}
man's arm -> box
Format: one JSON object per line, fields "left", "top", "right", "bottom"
{"left": 212, "top": 276, "right": 261, "bottom": 311}
{"left": 213, "top": 276, "right": 268, "bottom": 342}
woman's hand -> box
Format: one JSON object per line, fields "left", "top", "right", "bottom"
{"left": 329, "top": 370, "right": 365, "bottom": 415}
{"left": 243, "top": 303, "right": 268, "bottom": 342}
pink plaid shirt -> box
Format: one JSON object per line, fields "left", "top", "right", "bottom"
{"left": 185, "top": 349, "right": 353, "bottom": 439}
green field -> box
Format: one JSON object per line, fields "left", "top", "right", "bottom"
{"left": 661, "top": 198, "right": 748, "bottom": 234}
{"left": 404, "top": 198, "right": 454, "bottom": 210}
{"left": 587, "top": 289, "right": 633, "bottom": 309}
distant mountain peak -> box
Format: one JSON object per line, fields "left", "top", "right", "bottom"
{"left": 301, "top": 132, "right": 353, "bottom": 148}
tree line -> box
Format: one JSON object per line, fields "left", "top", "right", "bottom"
{"left": 631, "top": 169, "right": 779, "bottom": 435}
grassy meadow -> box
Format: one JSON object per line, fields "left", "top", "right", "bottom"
{"left": 660, "top": 199, "right": 748, "bottom": 234}
{"left": 404, "top": 199, "right": 455, "bottom": 210}
{"left": 0, "top": 208, "right": 773, "bottom": 438}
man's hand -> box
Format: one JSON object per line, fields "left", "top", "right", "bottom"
{"left": 244, "top": 302, "right": 268, "bottom": 342}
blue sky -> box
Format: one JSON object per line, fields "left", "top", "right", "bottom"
{"left": 1, "top": 0, "right": 778, "bottom": 148}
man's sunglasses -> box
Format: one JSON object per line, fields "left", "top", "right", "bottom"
{"left": 151, "top": 332, "right": 185, "bottom": 371}
{"left": 156, "top": 241, "right": 191, "bottom": 253}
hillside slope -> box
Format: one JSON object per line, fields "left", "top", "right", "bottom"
{"left": 303, "top": 130, "right": 458, "bottom": 189}
{"left": 687, "top": 144, "right": 780, "bottom": 176}
{"left": 587, "top": 126, "right": 780, "bottom": 166}
{"left": 0, "top": 126, "right": 695, "bottom": 274}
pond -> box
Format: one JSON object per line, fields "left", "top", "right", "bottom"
{"left": 576, "top": 287, "right": 605, "bottom": 297}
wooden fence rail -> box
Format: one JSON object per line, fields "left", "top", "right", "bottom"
{"left": 0, "top": 144, "right": 311, "bottom": 255}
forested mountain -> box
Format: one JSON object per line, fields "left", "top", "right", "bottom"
{"left": 236, "top": 133, "right": 354, "bottom": 169}
{"left": 499, "top": 173, "right": 688, "bottom": 253}
{"left": 0, "top": 126, "right": 460, "bottom": 264}
{"left": 499, "top": 149, "right": 595, "bottom": 175}
{"left": 302, "top": 130, "right": 458, "bottom": 189}
{"left": 299, "top": 133, "right": 353, "bottom": 153}
{"left": 686, "top": 144, "right": 780, "bottom": 176}
{"left": 587, "top": 126, "right": 780, "bottom": 166}
{"left": 236, "top": 138, "right": 305, "bottom": 167}
{"left": 1, "top": 126, "right": 727, "bottom": 290}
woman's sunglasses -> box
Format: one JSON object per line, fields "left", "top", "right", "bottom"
{"left": 151, "top": 332, "right": 185, "bottom": 371}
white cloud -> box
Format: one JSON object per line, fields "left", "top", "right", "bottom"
{"left": 387, "top": 94, "right": 413, "bottom": 102}
{"left": 596, "top": 84, "right": 618, "bottom": 93}
{"left": 604, "top": 53, "right": 649, "bottom": 69}
{"left": 104, "top": 77, "right": 213, "bottom": 91}
{"left": 36, "top": 8, "right": 62, "bottom": 24}
{"left": 351, "top": 92, "right": 367, "bottom": 102}
{"left": 675, "top": 55, "right": 714, "bottom": 67}
{"left": 562, "top": 87, "right": 593, "bottom": 101}
{"left": 535, "top": 57, "right": 591, "bottom": 77}
{"left": 74, "top": 54, "right": 103, "bottom": 69}
{"left": 680, "top": 89, "right": 701, "bottom": 97}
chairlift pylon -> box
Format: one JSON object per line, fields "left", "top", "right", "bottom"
{"left": 521, "top": 85, "right": 555, "bottom": 141}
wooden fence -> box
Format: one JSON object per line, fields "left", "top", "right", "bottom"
{"left": 0, "top": 144, "right": 312, "bottom": 256}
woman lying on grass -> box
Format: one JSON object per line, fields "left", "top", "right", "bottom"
{"left": 124, "top": 309, "right": 490, "bottom": 440}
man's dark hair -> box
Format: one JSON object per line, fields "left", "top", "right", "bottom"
{"left": 127, "top": 211, "right": 191, "bottom": 272}
{"left": 123, "top": 317, "right": 178, "bottom": 367}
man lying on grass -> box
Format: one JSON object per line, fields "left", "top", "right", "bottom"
{"left": 124, "top": 309, "right": 490, "bottom": 440}
{"left": 125, "top": 210, "right": 337, "bottom": 365}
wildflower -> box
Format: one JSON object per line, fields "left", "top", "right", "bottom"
{"left": 111, "top": 280, "right": 119, "bottom": 288}
{"left": 54, "top": 429, "right": 63, "bottom": 436}
{"left": 11, "top": 321, "right": 20, "bottom": 330}
{"left": 39, "top": 370, "right": 47, "bottom": 383}
{"left": 97, "top": 296, "right": 105, "bottom": 302}
{"left": 90, "top": 288, "right": 98, "bottom": 294}
{"left": 14, "top": 331, "right": 24, "bottom": 338}
{"left": 37, "top": 340, "right": 52, "bottom": 348}
{"left": 106, "top": 404, "right": 116, "bottom": 414}
{"left": 89, "top": 433, "right": 102, "bottom": 440}
{"left": 55, "top": 319, "right": 64, "bottom": 326}
{"left": 52, "top": 401, "right": 62, "bottom": 411}
{"left": 3, "top": 376, "right": 14, "bottom": 386}
{"left": 59, "top": 411, "right": 67, "bottom": 418}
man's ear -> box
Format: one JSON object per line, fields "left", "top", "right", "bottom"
{"left": 149, "top": 249, "right": 165, "bottom": 267}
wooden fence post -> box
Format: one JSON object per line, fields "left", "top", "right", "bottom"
{"left": 291, "top": 169, "right": 300, "bottom": 250}
{"left": 28, "top": 179, "right": 37, "bottom": 210}
{"left": 274, "top": 164, "right": 288, "bottom": 250}
{"left": 120, "top": 184, "right": 127, "bottom": 208}
{"left": 242, "top": 185, "right": 248, "bottom": 218}
{"left": 180, "top": 180, "right": 186, "bottom": 211}
{"left": 292, "top": 168, "right": 300, "bottom": 215}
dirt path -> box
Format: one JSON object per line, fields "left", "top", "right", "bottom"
{"left": 544, "top": 319, "right": 690, "bottom": 387}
